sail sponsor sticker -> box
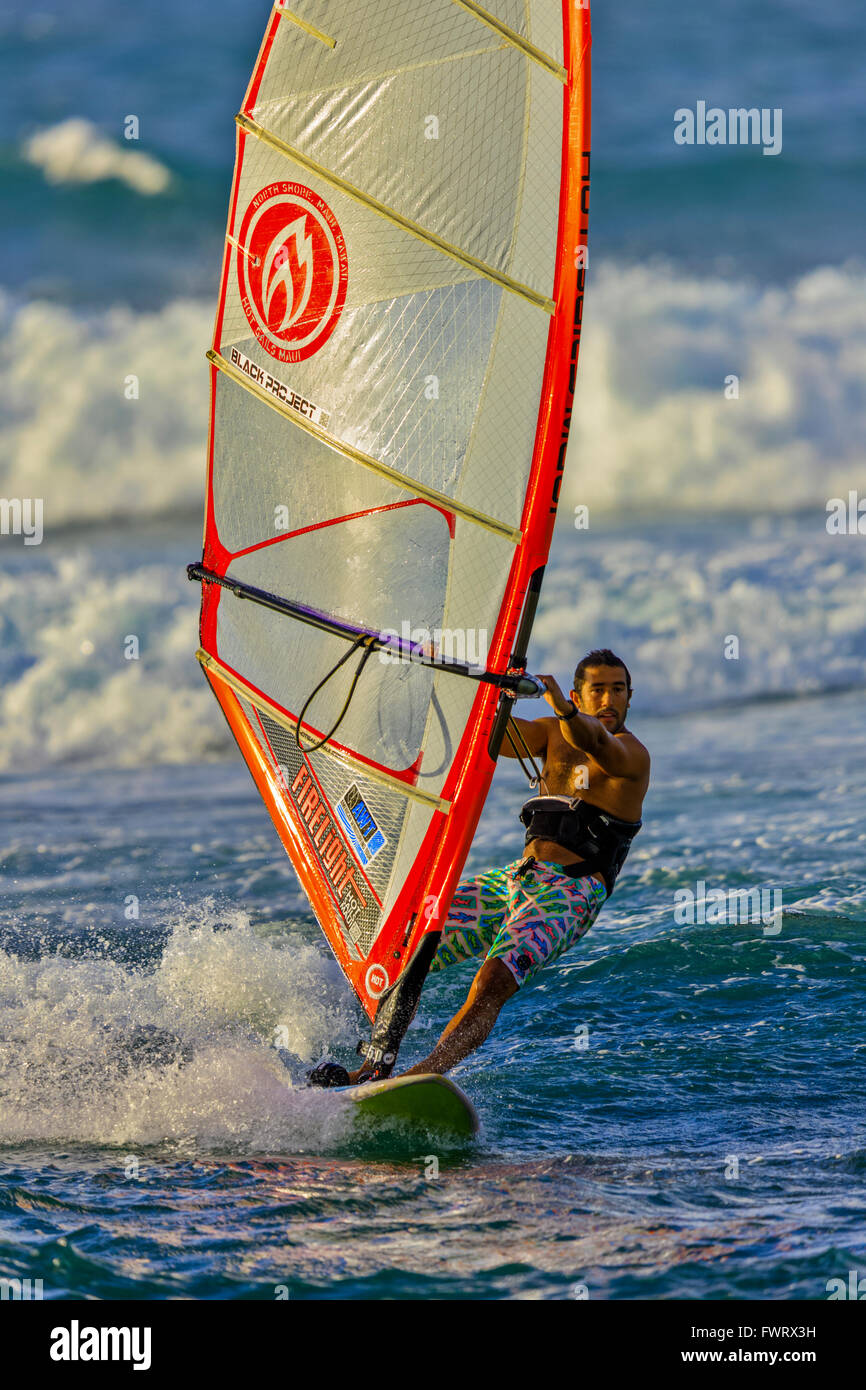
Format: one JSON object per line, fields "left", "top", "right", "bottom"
{"left": 365, "top": 963, "right": 389, "bottom": 998}
{"left": 287, "top": 764, "right": 369, "bottom": 923}
{"left": 236, "top": 181, "right": 348, "bottom": 363}
{"left": 228, "top": 347, "right": 332, "bottom": 429}
{"left": 336, "top": 784, "right": 387, "bottom": 867}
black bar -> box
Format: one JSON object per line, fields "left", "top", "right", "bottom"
{"left": 511, "top": 564, "right": 546, "bottom": 670}
{"left": 360, "top": 931, "right": 443, "bottom": 1076}
{"left": 13, "top": 1297, "right": 858, "bottom": 1354}
{"left": 187, "top": 562, "right": 544, "bottom": 697}
{"left": 488, "top": 564, "right": 547, "bottom": 759}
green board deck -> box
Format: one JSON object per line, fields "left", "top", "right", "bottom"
{"left": 344, "top": 1073, "right": 479, "bottom": 1138}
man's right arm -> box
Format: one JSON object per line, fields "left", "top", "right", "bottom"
{"left": 498, "top": 716, "right": 550, "bottom": 759}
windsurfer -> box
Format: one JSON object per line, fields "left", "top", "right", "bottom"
{"left": 350, "top": 650, "right": 650, "bottom": 1081}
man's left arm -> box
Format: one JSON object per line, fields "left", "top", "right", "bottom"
{"left": 537, "top": 675, "right": 647, "bottom": 780}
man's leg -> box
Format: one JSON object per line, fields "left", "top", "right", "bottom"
{"left": 399, "top": 865, "right": 607, "bottom": 1077}
{"left": 399, "top": 957, "right": 517, "bottom": 1076}
{"left": 347, "top": 866, "right": 511, "bottom": 1083}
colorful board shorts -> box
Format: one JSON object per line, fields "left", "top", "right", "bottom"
{"left": 430, "top": 859, "right": 608, "bottom": 988}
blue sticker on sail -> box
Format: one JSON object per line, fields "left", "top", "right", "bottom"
{"left": 336, "top": 784, "right": 386, "bottom": 866}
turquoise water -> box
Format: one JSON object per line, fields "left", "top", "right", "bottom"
{"left": 4, "top": 0, "right": 865, "bottom": 300}
{"left": 2, "top": 619, "right": 864, "bottom": 1298}
{"left": 1, "top": 0, "right": 865, "bottom": 1299}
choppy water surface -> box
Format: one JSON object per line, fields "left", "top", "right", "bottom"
{"left": 2, "top": 683, "right": 864, "bottom": 1298}
{"left": 1, "top": 0, "right": 864, "bottom": 1299}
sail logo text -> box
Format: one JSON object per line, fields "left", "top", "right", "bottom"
{"left": 236, "top": 182, "right": 348, "bottom": 363}
{"left": 365, "top": 963, "right": 389, "bottom": 998}
{"left": 289, "top": 766, "right": 369, "bottom": 912}
{"left": 229, "top": 348, "right": 331, "bottom": 429}
{"left": 336, "top": 784, "right": 387, "bottom": 866}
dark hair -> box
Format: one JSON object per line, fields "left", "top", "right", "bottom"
{"left": 574, "top": 649, "right": 632, "bottom": 695}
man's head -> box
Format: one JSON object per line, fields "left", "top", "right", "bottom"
{"left": 572, "top": 649, "right": 632, "bottom": 734}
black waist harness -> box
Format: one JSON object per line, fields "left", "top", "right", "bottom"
{"left": 519, "top": 795, "right": 641, "bottom": 897}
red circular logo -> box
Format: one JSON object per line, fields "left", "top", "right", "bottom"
{"left": 365, "top": 964, "right": 390, "bottom": 999}
{"left": 236, "top": 182, "right": 348, "bottom": 362}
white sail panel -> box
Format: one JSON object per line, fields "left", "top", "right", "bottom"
{"left": 248, "top": 2, "right": 565, "bottom": 295}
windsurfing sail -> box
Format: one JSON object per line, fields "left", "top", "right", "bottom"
{"left": 188, "top": 0, "right": 592, "bottom": 1043}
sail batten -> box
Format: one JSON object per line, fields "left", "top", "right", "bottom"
{"left": 235, "top": 114, "right": 557, "bottom": 312}
{"left": 450, "top": 0, "right": 568, "bottom": 80}
{"left": 273, "top": 5, "right": 338, "bottom": 50}
{"left": 206, "top": 347, "right": 524, "bottom": 540}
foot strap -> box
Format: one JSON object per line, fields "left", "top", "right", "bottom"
{"left": 307, "top": 1060, "right": 351, "bottom": 1088}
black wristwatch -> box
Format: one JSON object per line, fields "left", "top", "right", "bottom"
{"left": 557, "top": 701, "right": 577, "bottom": 720}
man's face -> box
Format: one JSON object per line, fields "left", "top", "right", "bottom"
{"left": 572, "top": 665, "right": 630, "bottom": 734}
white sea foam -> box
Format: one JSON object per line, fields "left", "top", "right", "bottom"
{"left": 23, "top": 117, "right": 172, "bottom": 195}
{"left": 528, "top": 516, "right": 866, "bottom": 713}
{"left": 1, "top": 260, "right": 864, "bottom": 528}
{"left": 0, "top": 550, "right": 216, "bottom": 771}
{"left": 0, "top": 261, "right": 864, "bottom": 771}
{"left": 0, "top": 290, "right": 209, "bottom": 527}
{"left": 0, "top": 905, "right": 359, "bottom": 1149}
{"left": 567, "top": 259, "right": 866, "bottom": 516}
{"left": 0, "top": 513, "right": 861, "bottom": 774}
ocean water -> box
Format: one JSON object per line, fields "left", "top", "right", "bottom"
{"left": 1, "top": 0, "right": 865, "bottom": 1301}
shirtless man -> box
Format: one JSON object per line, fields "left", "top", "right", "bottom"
{"left": 392, "top": 648, "right": 651, "bottom": 1078}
